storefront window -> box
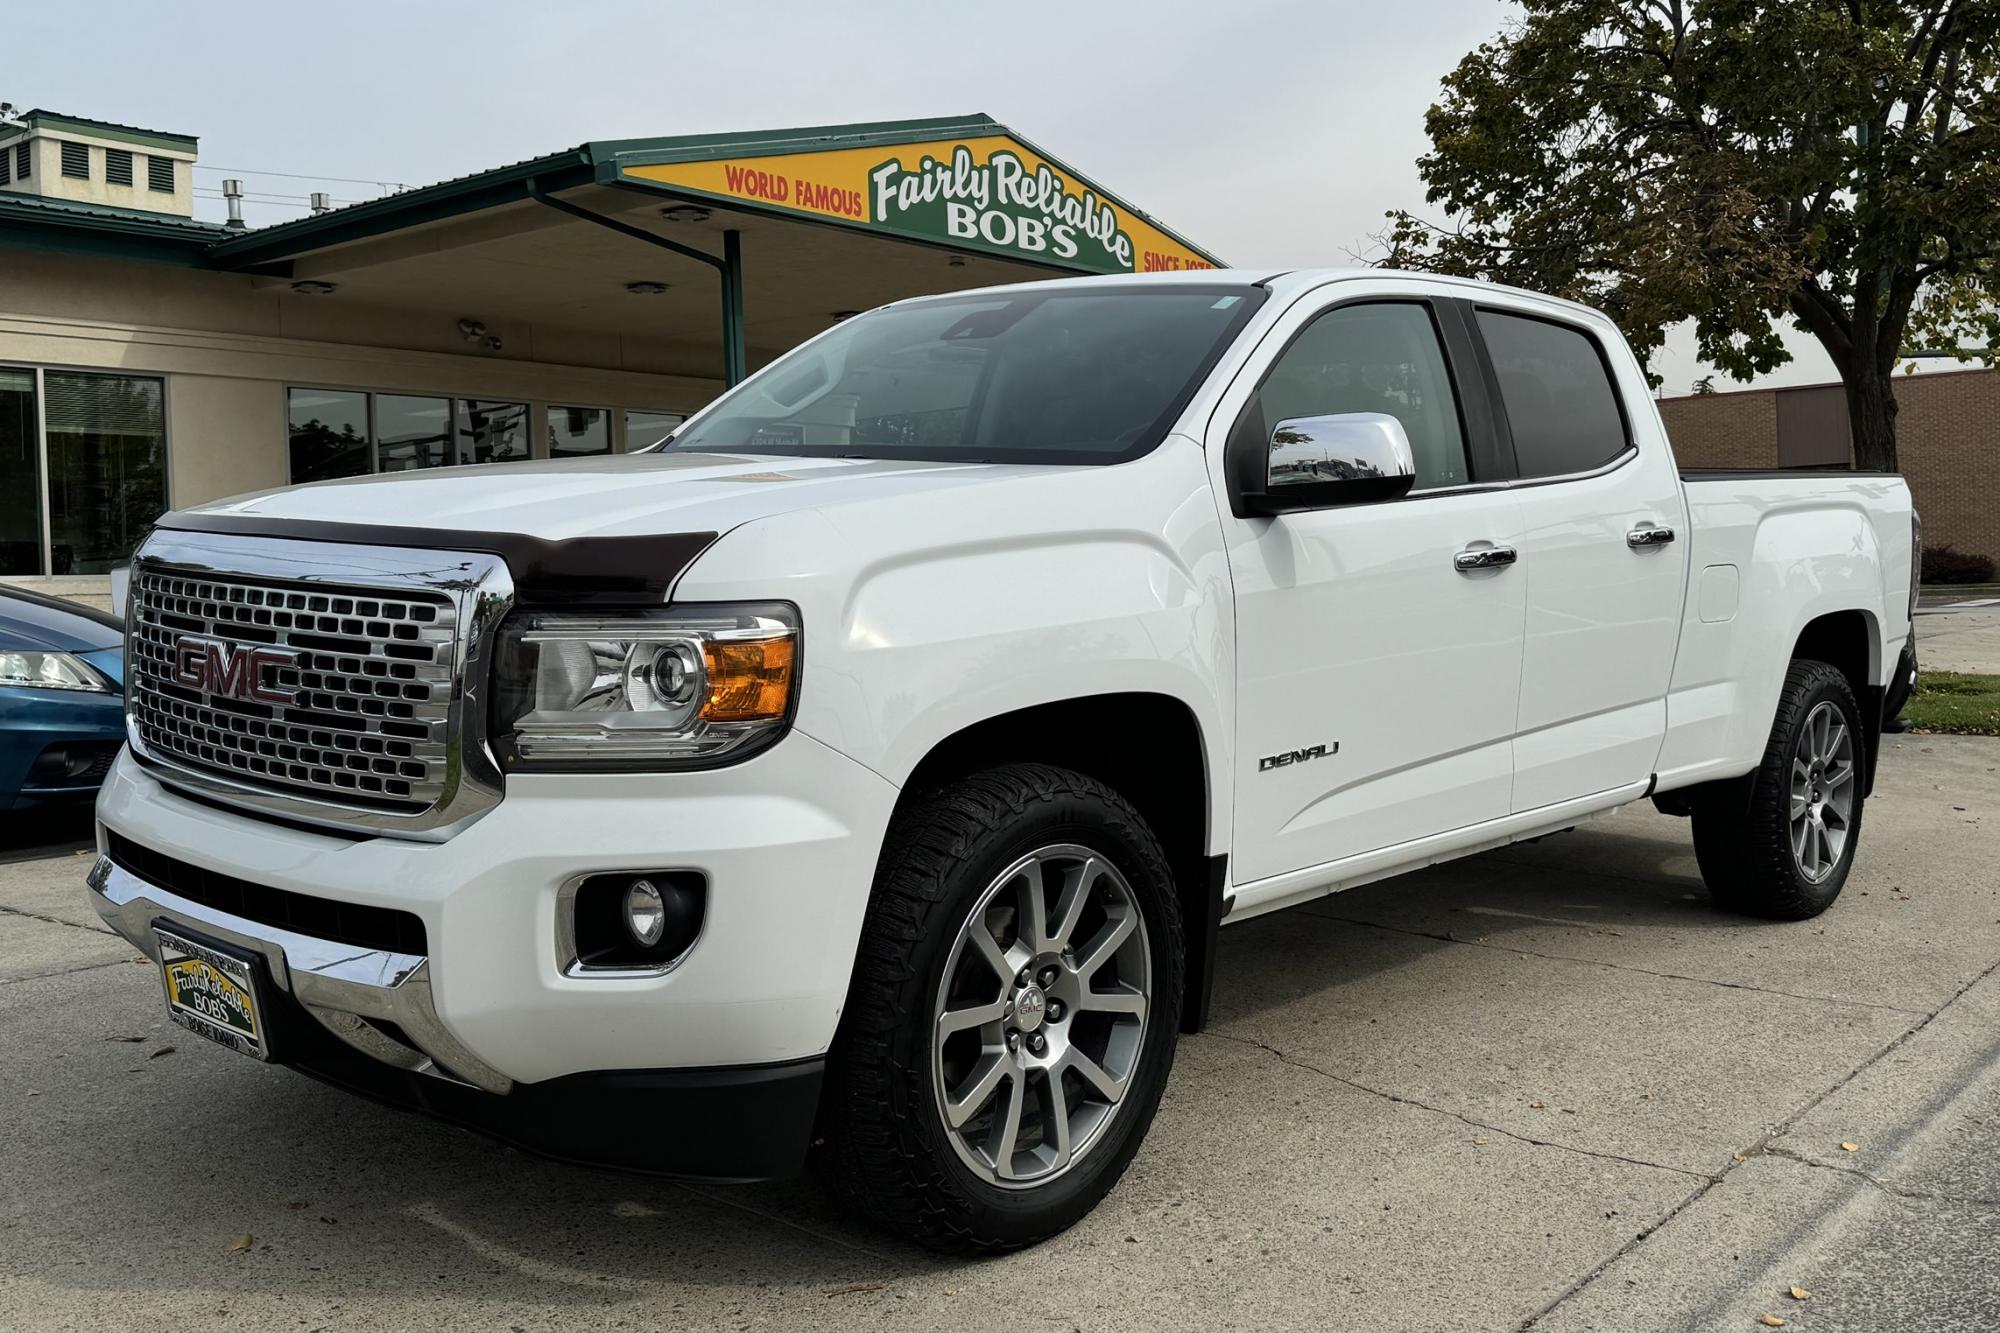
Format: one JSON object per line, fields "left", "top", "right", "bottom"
{"left": 288, "top": 389, "right": 531, "bottom": 479}
{"left": 623, "top": 409, "right": 685, "bottom": 452}
{"left": 289, "top": 389, "right": 370, "bottom": 483}
{"left": 0, "top": 370, "right": 41, "bottom": 576}
{"left": 44, "top": 371, "right": 167, "bottom": 574}
{"left": 376, "top": 395, "right": 454, "bottom": 472}
{"left": 549, "top": 405, "right": 611, "bottom": 457}
{"left": 458, "top": 399, "right": 529, "bottom": 463}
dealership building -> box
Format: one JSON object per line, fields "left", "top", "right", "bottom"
{"left": 0, "top": 109, "right": 1216, "bottom": 609}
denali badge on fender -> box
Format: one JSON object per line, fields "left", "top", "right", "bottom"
{"left": 1259, "top": 742, "right": 1338, "bottom": 771}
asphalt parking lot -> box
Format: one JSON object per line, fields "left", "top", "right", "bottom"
{"left": 3, "top": 735, "right": 1997, "bottom": 1332}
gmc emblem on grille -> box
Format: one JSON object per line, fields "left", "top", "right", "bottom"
{"left": 169, "top": 636, "right": 301, "bottom": 706}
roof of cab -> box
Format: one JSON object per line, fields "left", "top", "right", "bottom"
{"left": 880, "top": 268, "right": 1611, "bottom": 326}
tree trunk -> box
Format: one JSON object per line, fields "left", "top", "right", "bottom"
{"left": 1842, "top": 362, "right": 1900, "bottom": 472}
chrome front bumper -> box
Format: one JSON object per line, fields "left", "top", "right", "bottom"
{"left": 85, "top": 854, "right": 512, "bottom": 1094}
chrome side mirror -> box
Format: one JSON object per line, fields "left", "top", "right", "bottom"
{"left": 1243, "top": 412, "right": 1417, "bottom": 514}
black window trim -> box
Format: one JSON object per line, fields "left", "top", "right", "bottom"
{"left": 1467, "top": 302, "right": 1637, "bottom": 487}
{"left": 1221, "top": 293, "right": 1508, "bottom": 518}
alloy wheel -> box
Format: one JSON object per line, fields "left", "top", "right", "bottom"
{"left": 930, "top": 844, "right": 1151, "bottom": 1188}
{"left": 1789, "top": 699, "right": 1856, "bottom": 883}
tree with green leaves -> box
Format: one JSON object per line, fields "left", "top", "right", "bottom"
{"left": 1384, "top": 1, "right": 2000, "bottom": 471}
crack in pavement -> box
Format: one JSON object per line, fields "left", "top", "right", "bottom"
{"left": 1299, "top": 910, "right": 1930, "bottom": 1016}
{"left": 1203, "top": 1029, "right": 1714, "bottom": 1182}
{"left": 0, "top": 900, "right": 114, "bottom": 936}
{"left": 1517, "top": 952, "right": 2000, "bottom": 1330}
{"left": 0, "top": 956, "right": 145, "bottom": 987}
{"left": 1758, "top": 1143, "right": 2000, "bottom": 1211}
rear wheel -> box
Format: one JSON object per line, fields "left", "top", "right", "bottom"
{"left": 1692, "top": 659, "right": 1865, "bottom": 919}
{"left": 821, "top": 763, "right": 1183, "bottom": 1253}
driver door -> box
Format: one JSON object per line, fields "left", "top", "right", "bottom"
{"left": 1214, "top": 289, "right": 1529, "bottom": 887}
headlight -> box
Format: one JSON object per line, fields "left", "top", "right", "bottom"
{"left": 0, "top": 650, "right": 109, "bottom": 692}
{"left": 491, "top": 602, "right": 798, "bottom": 770}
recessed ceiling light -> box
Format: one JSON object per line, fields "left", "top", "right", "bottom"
{"left": 625, "top": 281, "right": 669, "bottom": 296}
{"left": 291, "top": 280, "right": 337, "bottom": 295}
{"left": 659, "top": 204, "right": 712, "bottom": 223}
{"left": 947, "top": 255, "right": 968, "bottom": 268}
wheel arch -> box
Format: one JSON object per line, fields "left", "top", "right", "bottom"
{"left": 893, "top": 692, "right": 1225, "bottom": 1033}
{"left": 1792, "top": 607, "right": 1881, "bottom": 695}
{"left": 1791, "top": 607, "right": 1885, "bottom": 795}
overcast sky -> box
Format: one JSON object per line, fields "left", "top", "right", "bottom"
{"left": 15, "top": 0, "right": 1852, "bottom": 394}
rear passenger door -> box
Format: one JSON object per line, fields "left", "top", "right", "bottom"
{"left": 1472, "top": 303, "right": 1690, "bottom": 812}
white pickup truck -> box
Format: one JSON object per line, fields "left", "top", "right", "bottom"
{"left": 89, "top": 269, "right": 1916, "bottom": 1252}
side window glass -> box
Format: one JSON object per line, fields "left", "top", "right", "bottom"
{"left": 1255, "top": 302, "right": 1469, "bottom": 491}
{"left": 1476, "top": 309, "right": 1627, "bottom": 478}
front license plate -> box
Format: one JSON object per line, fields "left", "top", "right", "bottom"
{"left": 155, "top": 925, "right": 270, "bottom": 1061}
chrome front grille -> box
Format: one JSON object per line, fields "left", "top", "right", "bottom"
{"left": 131, "top": 568, "right": 456, "bottom": 809}
{"left": 125, "top": 529, "right": 514, "bottom": 837}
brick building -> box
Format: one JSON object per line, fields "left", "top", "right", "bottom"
{"left": 1657, "top": 368, "right": 2000, "bottom": 565}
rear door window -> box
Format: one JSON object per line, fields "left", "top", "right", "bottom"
{"left": 1476, "top": 309, "right": 1627, "bottom": 478}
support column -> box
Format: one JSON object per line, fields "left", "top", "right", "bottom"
{"left": 722, "top": 229, "right": 746, "bottom": 387}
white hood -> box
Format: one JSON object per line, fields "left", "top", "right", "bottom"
{"left": 185, "top": 451, "right": 1064, "bottom": 542}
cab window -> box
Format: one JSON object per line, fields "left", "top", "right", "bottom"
{"left": 1476, "top": 309, "right": 1628, "bottom": 478}
{"left": 1252, "top": 302, "right": 1470, "bottom": 491}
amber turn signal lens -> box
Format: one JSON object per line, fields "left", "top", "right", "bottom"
{"left": 699, "top": 638, "right": 796, "bottom": 722}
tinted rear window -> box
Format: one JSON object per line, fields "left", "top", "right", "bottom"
{"left": 1477, "top": 309, "right": 1627, "bottom": 478}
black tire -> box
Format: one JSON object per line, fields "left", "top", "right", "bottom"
{"left": 819, "top": 763, "right": 1185, "bottom": 1254}
{"left": 1692, "top": 659, "right": 1866, "bottom": 920}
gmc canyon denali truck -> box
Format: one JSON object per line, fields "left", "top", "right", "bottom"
{"left": 88, "top": 269, "right": 1916, "bottom": 1252}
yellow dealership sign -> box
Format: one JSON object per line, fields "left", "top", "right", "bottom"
{"left": 618, "top": 132, "right": 1217, "bottom": 276}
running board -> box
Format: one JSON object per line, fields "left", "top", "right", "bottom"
{"left": 1223, "top": 780, "right": 1652, "bottom": 924}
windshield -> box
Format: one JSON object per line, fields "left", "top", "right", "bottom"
{"left": 665, "top": 285, "right": 1265, "bottom": 465}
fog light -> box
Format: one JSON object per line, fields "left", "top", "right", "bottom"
{"left": 625, "top": 878, "right": 666, "bottom": 947}
{"left": 563, "top": 869, "right": 706, "bottom": 973}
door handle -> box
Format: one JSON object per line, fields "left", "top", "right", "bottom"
{"left": 1454, "top": 545, "right": 1518, "bottom": 572}
{"left": 1627, "top": 526, "right": 1676, "bottom": 548}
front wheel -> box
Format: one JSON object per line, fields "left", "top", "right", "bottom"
{"left": 820, "top": 763, "right": 1184, "bottom": 1253}
{"left": 1692, "top": 659, "right": 1866, "bottom": 919}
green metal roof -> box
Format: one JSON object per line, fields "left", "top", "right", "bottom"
{"left": 4, "top": 109, "right": 198, "bottom": 154}
{"left": 211, "top": 114, "right": 1219, "bottom": 270}
{"left": 0, "top": 114, "right": 1220, "bottom": 274}
{"left": 0, "top": 190, "right": 224, "bottom": 267}
{"left": 0, "top": 192, "right": 221, "bottom": 232}
{"left": 206, "top": 116, "right": 1040, "bottom": 267}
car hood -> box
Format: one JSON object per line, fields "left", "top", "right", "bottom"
{"left": 178, "top": 451, "right": 1068, "bottom": 543}
{"left": 0, "top": 591, "right": 123, "bottom": 652}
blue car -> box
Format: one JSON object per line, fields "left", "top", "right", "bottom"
{"left": 0, "top": 585, "right": 126, "bottom": 810}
